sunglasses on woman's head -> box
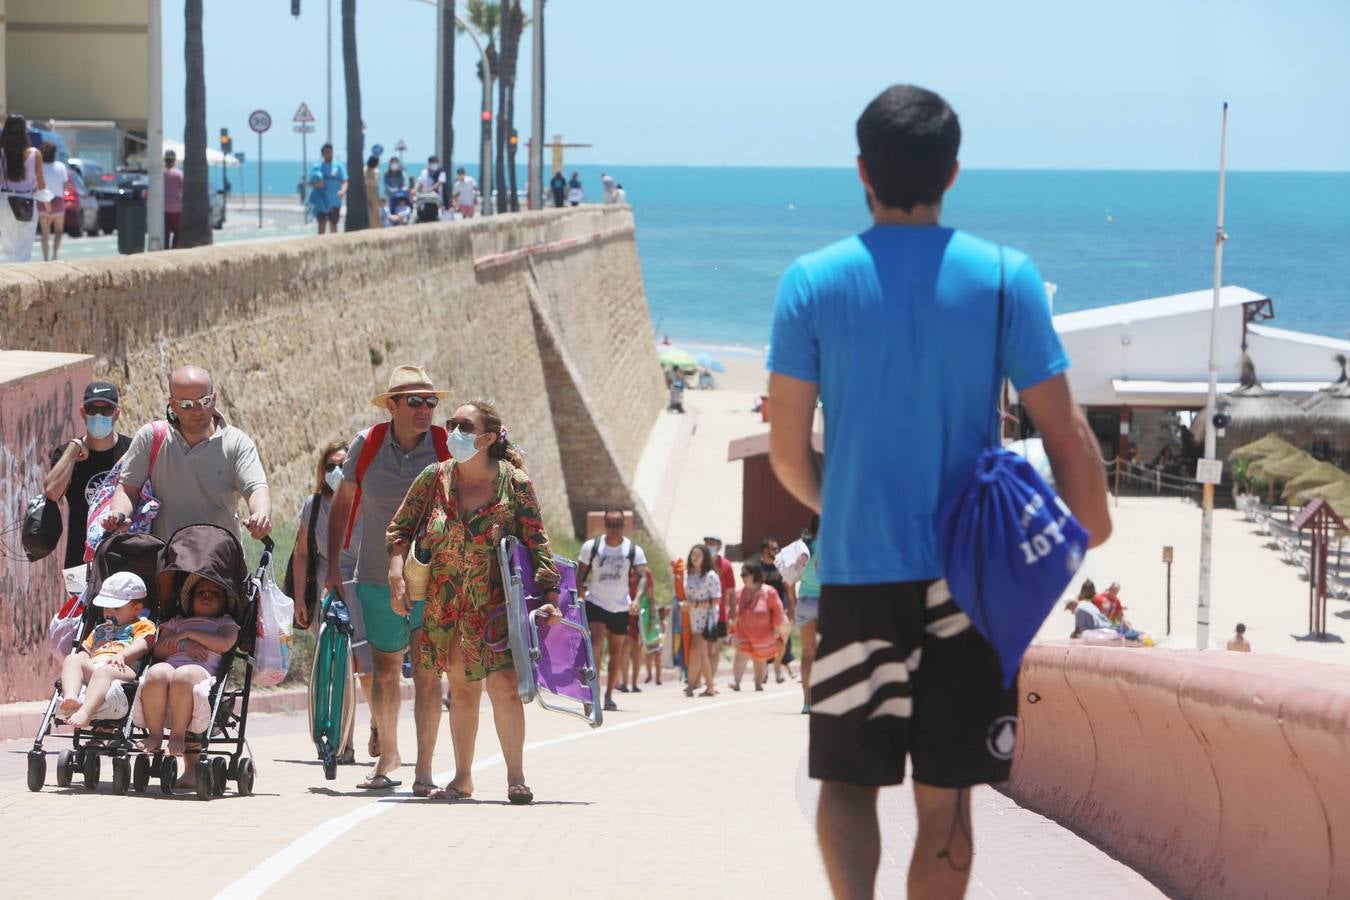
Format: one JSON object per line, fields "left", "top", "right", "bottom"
{"left": 446, "top": 417, "right": 478, "bottom": 433}
{"left": 169, "top": 393, "right": 215, "bottom": 411}
{"left": 400, "top": 395, "right": 438, "bottom": 409}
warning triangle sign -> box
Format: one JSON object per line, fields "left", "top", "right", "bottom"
{"left": 293, "top": 102, "right": 316, "bottom": 124}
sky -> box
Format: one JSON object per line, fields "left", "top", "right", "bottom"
{"left": 164, "top": 0, "right": 1350, "bottom": 171}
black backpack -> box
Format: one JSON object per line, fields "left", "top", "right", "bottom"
{"left": 580, "top": 535, "right": 636, "bottom": 584}
{"left": 22, "top": 494, "right": 63, "bottom": 562}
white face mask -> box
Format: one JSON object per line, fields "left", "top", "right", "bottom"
{"left": 324, "top": 467, "right": 343, "bottom": 493}
{"left": 448, "top": 428, "right": 480, "bottom": 464}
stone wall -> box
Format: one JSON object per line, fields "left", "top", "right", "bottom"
{"left": 0, "top": 206, "right": 667, "bottom": 701}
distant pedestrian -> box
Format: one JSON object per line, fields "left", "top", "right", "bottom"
{"left": 767, "top": 84, "right": 1111, "bottom": 899}
{"left": 601, "top": 173, "right": 617, "bottom": 204}
{"left": 728, "top": 560, "right": 785, "bottom": 691}
{"left": 567, "top": 172, "right": 583, "bottom": 206}
{"left": 43, "top": 381, "right": 131, "bottom": 568}
{"left": 36, "top": 141, "right": 68, "bottom": 260}
{"left": 452, "top": 168, "right": 478, "bottom": 218}
{"left": 308, "top": 142, "right": 348, "bottom": 235}
{"left": 0, "top": 112, "right": 44, "bottom": 264}
{"left": 163, "top": 149, "right": 183, "bottom": 248}
{"left": 364, "top": 155, "right": 383, "bottom": 229}
{"left": 612, "top": 183, "right": 628, "bottom": 205}
{"left": 1227, "top": 623, "right": 1251, "bottom": 652}
{"left": 578, "top": 510, "right": 651, "bottom": 712}
{"left": 550, "top": 170, "right": 566, "bottom": 208}
{"left": 702, "top": 535, "right": 736, "bottom": 681}
{"left": 795, "top": 516, "right": 821, "bottom": 714}
{"left": 757, "top": 537, "right": 796, "bottom": 682}
{"left": 682, "top": 543, "right": 721, "bottom": 697}
{"left": 384, "top": 157, "right": 406, "bottom": 193}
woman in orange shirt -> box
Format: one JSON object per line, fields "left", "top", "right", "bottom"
{"left": 728, "top": 560, "right": 785, "bottom": 692}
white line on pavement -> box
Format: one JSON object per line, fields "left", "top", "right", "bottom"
{"left": 215, "top": 690, "right": 789, "bottom": 900}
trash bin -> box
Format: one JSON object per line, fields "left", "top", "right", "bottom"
{"left": 116, "top": 187, "right": 147, "bottom": 255}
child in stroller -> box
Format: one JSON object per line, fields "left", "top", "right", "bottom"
{"left": 132, "top": 574, "right": 240, "bottom": 770}
{"left": 387, "top": 188, "right": 413, "bottom": 225}
{"left": 58, "top": 572, "right": 156, "bottom": 728}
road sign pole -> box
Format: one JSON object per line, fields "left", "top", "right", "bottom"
{"left": 257, "top": 131, "right": 263, "bottom": 228}
{"left": 301, "top": 130, "right": 307, "bottom": 206}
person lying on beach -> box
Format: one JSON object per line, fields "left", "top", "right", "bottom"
{"left": 59, "top": 572, "right": 156, "bottom": 727}
{"left": 132, "top": 575, "right": 239, "bottom": 769}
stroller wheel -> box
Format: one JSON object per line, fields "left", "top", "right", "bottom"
{"left": 211, "top": 757, "right": 228, "bottom": 796}
{"left": 236, "top": 757, "right": 255, "bottom": 797}
{"left": 195, "top": 758, "right": 213, "bottom": 802}
{"left": 82, "top": 750, "right": 101, "bottom": 791}
{"left": 159, "top": 755, "right": 177, "bottom": 795}
{"left": 111, "top": 756, "right": 131, "bottom": 795}
{"left": 26, "top": 751, "right": 46, "bottom": 792}
{"left": 55, "top": 749, "right": 75, "bottom": 788}
{"left": 132, "top": 754, "right": 151, "bottom": 793}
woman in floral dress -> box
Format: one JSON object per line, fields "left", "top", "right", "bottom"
{"left": 387, "top": 399, "right": 560, "bottom": 804}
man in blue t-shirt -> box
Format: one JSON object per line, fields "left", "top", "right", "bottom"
{"left": 308, "top": 142, "right": 348, "bottom": 235}
{"left": 767, "top": 85, "right": 1111, "bottom": 899}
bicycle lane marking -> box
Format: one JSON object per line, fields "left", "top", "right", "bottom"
{"left": 215, "top": 690, "right": 787, "bottom": 900}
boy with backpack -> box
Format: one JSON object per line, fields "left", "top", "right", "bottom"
{"left": 577, "top": 509, "right": 652, "bottom": 712}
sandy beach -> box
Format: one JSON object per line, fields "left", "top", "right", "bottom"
{"left": 637, "top": 346, "right": 1349, "bottom": 667}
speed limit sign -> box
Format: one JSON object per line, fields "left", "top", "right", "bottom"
{"left": 248, "top": 109, "right": 272, "bottom": 134}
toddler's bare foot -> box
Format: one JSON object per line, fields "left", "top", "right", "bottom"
{"left": 136, "top": 735, "right": 163, "bottom": 754}
{"left": 58, "top": 698, "right": 81, "bottom": 716}
{"left": 166, "top": 734, "right": 186, "bottom": 757}
{"left": 66, "top": 709, "right": 92, "bottom": 728}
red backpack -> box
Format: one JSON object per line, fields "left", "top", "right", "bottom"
{"left": 343, "top": 422, "right": 451, "bottom": 547}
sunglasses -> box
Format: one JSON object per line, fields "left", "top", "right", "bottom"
{"left": 84, "top": 403, "right": 117, "bottom": 416}
{"left": 169, "top": 393, "right": 215, "bottom": 411}
{"left": 324, "top": 461, "right": 343, "bottom": 472}
{"left": 605, "top": 519, "right": 625, "bottom": 528}
{"left": 446, "top": 417, "right": 478, "bottom": 433}
{"left": 399, "top": 395, "right": 439, "bottom": 409}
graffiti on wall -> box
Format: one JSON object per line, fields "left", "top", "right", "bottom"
{"left": 0, "top": 361, "right": 90, "bottom": 702}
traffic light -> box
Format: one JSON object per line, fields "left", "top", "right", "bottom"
{"left": 291, "top": 0, "right": 301, "bottom": 16}
{"left": 481, "top": 109, "right": 492, "bottom": 141}
{"left": 219, "top": 127, "right": 232, "bottom": 156}
{"left": 509, "top": 130, "right": 518, "bottom": 147}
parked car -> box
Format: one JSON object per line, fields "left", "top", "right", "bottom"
{"left": 62, "top": 169, "right": 100, "bottom": 237}
{"left": 67, "top": 158, "right": 119, "bottom": 233}
{"left": 117, "top": 171, "right": 226, "bottom": 232}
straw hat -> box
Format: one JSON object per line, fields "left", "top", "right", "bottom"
{"left": 371, "top": 365, "right": 451, "bottom": 409}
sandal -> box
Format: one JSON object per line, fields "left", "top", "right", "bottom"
{"left": 355, "top": 773, "right": 402, "bottom": 790}
{"left": 430, "top": 784, "right": 473, "bottom": 801}
{"left": 729, "top": 682, "right": 741, "bottom": 692}
{"left": 368, "top": 727, "right": 380, "bottom": 758}
{"left": 412, "top": 781, "right": 439, "bottom": 798}
{"left": 684, "top": 685, "right": 695, "bottom": 697}
{"left": 507, "top": 783, "right": 534, "bottom": 805}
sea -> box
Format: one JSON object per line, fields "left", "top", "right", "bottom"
{"left": 228, "top": 160, "right": 1350, "bottom": 349}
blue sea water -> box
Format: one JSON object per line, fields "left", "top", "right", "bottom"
{"left": 226, "top": 160, "right": 1349, "bottom": 346}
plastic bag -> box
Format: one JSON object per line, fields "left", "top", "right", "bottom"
{"left": 48, "top": 591, "right": 86, "bottom": 663}
{"left": 774, "top": 539, "right": 811, "bottom": 584}
{"left": 255, "top": 567, "right": 295, "bottom": 686}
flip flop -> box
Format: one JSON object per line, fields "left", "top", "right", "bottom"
{"left": 355, "top": 773, "right": 402, "bottom": 790}
{"left": 507, "top": 783, "right": 534, "bottom": 805}
{"left": 412, "top": 781, "right": 439, "bottom": 798}
{"left": 431, "top": 784, "right": 473, "bottom": 801}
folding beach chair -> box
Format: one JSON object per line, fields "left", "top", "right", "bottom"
{"left": 309, "top": 589, "right": 356, "bottom": 780}
{"left": 498, "top": 537, "right": 603, "bottom": 728}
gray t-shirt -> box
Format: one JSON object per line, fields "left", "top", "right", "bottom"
{"left": 342, "top": 425, "right": 443, "bottom": 584}
{"left": 298, "top": 493, "right": 358, "bottom": 581}
{"left": 120, "top": 417, "right": 267, "bottom": 541}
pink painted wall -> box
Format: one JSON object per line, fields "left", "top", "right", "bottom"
{"left": 1009, "top": 644, "right": 1350, "bottom": 899}
{"left": 0, "top": 354, "right": 94, "bottom": 701}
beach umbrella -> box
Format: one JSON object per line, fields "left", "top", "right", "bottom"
{"left": 1280, "top": 460, "right": 1350, "bottom": 503}
{"left": 659, "top": 348, "right": 698, "bottom": 370}
{"left": 696, "top": 354, "right": 726, "bottom": 373}
{"left": 1248, "top": 445, "right": 1309, "bottom": 480}
{"left": 1291, "top": 479, "right": 1350, "bottom": 509}
{"left": 1227, "top": 432, "right": 1298, "bottom": 464}
{"left": 1253, "top": 449, "right": 1317, "bottom": 484}
{"left": 1198, "top": 357, "right": 1309, "bottom": 454}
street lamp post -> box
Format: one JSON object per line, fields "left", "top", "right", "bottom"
{"left": 456, "top": 20, "right": 493, "bottom": 216}
{"left": 326, "top": 0, "right": 334, "bottom": 147}
{"left": 147, "top": 0, "right": 165, "bottom": 251}
{"left": 528, "top": 0, "right": 543, "bottom": 210}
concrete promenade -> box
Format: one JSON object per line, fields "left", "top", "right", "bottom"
{"left": 2, "top": 675, "right": 1163, "bottom": 899}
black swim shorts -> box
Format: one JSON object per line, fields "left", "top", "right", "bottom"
{"left": 808, "top": 580, "right": 1018, "bottom": 788}
{"left": 584, "top": 600, "right": 629, "bottom": 637}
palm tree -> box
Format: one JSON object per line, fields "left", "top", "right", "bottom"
{"left": 181, "top": 0, "right": 211, "bottom": 247}
{"left": 464, "top": 1, "right": 500, "bottom": 205}
{"left": 497, "top": 0, "right": 527, "bottom": 211}
{"left": 342, "top": 0, "right": 368, "bottom": 229}
{"left": 439, "top": 2, "right": 455, "bottom": 168}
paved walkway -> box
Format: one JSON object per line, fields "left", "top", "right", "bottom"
{"left": 3, "top": 671, "right": 1164, "bottom": 899}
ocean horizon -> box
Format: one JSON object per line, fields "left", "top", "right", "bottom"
{"left": 219, "top": 160, "right": 1350, "bottom": 350}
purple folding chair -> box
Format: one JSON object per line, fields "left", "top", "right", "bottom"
{"left": 498, "top": 537, "right": 603, "bottom": 727}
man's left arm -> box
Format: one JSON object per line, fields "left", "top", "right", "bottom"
{"left": 768, "top": 373, "right": 822, "bottom": 513}
{"left": 235, "top": 434, "right": 271, "bottom": 539}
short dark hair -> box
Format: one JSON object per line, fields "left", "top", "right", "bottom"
{"left": 856, "top": 84, "right": 960, "bottom": 212}
{"left": 428, "top": 155, "right": 439, "bottom": 164}
{"left": 740, "top": 559, "right": 765, "bottom": 584}
{"left": 456, "top": 167, "right": 466, "bottom": 175}
{"left": 321, "top": 142, "right": 333, "bottom": 153}
{"left": 1236, "top": 622, "right": 1246, "bottom": 634}
{"left": 40, "top": 141, "right": 57, "bottom": 163}
{"left": 366, "top": 155, "right": 379, "bottom": 168}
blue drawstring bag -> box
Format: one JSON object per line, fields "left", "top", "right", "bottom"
{"left": 937, "top": 250, "right": 1089, "bottom": 688}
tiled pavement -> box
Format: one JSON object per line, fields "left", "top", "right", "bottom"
{"left": 2, "top": 674, "right": 1163, "bottom": 899}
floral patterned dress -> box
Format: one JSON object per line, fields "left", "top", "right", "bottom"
{"left": 386, "top": 459, "right": 559, "bottom": 681}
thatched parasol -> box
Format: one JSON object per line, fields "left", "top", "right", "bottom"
{"left": 1300, "top": 353, "right": 1348, "bottom": 410}
{"left": 1249, "top": 446, "right": 1311, "bottom": 481}
{"left": 1227, "top": 432, "right": 1298, "bottom": 464}
{"left": 1198, "top": 357, "right": 1309, "bottom": 450}
{"left": 1281, "top": 460, "right": 1350, "bottom": 502}
{"left": 1291, "top": 479, "right": 1350, "bottom": 509}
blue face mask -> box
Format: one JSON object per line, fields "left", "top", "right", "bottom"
{"left": 86, "top": 414, "right": 114, "bottom": 440}
{"left": 448, "top": 428, "right": 480, "bottom": 464}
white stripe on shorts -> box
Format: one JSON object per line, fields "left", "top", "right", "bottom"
{"left": 808, "top": 638, "right": 893, "bottom": 685}
{"left": 811, "top": 650, "right": 922, "bottom": 717}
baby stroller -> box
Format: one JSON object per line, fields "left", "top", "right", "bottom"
{"left": 131, "top": 523, "right": 272, "bottom": 801}
{"left": 498, "top": 536, "right": 603, "bottom": 727}
{"left": 415, "top": 189, "right": 442, "bottom": 223}
{"left": 387, "top": 189, "right": 413, "bottom": 225}
{"left": 27, "top": 532, "right": 166, "bottom": 793}
{"left": 309, "top": 588, "right": 357, "bottom": 780}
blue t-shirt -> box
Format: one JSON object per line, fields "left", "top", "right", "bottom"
{"left": 767, "top": 226, "right": 1068, "bottom": 586}
{"left": 308, "top": 160, "right": 347, "bottom": 212}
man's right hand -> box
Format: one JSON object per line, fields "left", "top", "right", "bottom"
{"left": 100, "top": 511, "right": 128, "bottom": 533}
{"left": 324, "top": 562, "right": 343, "bottom": 599}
